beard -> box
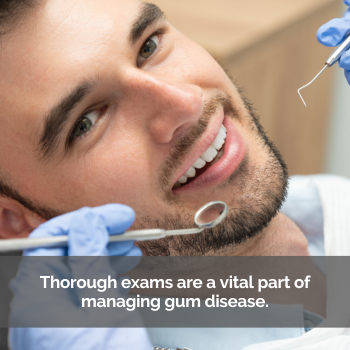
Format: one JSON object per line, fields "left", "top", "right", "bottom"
{"left": 137, "top": 89, "right": 289, "bottom": 256}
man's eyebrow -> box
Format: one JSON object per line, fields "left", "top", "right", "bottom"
{"left": 129, "top": 2, "right": 166, "bottom": 45}
{"left": 38, "top": 3, "right": 165, "bottom": 161}
{"left": 38, "top": 79, "right": 97, "bottom": 161}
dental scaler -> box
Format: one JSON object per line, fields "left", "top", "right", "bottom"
{"left": 298, "top": 34, "right": 350, "bottom": 107}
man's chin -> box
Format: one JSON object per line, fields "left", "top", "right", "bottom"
{"left": 138, "top": 152, "right": 288, "bottom": 256}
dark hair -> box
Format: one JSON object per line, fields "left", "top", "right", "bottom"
{"left": 0, "top": 0, "right": 40, "bottom": 37}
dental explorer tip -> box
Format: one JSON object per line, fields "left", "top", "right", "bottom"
{"left": 297, "top": 88, "right": 307, "bottom": 107}
{"left": 297, "top": 65, "right": 328, "bottom": 107}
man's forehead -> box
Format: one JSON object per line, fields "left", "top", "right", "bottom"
{"left": 0, "top": 0, "right": 142, "bottom": 117}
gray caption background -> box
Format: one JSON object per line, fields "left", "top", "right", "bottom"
{"left": 2, "top": 256, "right": 350, "bottom": 328}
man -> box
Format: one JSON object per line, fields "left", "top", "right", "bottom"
{"left": 0, "top": 0, "right": 296, "bottom": 258}
{"left": 2, "top": 0, "right": 350, "bottom": 349}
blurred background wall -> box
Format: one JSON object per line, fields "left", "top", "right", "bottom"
{"left": 151, "top": 0, "right": 346, "bottom": 176}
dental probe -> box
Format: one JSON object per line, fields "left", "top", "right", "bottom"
{"left": 298, "top": 34, "right": 350, "bottom": 107}
{"left": 0, "top": 201, "right": 228, "bottom": 253}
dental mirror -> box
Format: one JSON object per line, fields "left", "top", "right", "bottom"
{"left": 0, "top": 201, "right": 229, "bottom": 252}
{"left": 194, "top": 201, "right": 228, "bottom": 228}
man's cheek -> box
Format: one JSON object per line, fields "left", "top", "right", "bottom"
{"left": 97, "top": 165, "right": 155, "bottom": 208}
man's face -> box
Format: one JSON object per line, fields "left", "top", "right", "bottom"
{"left": 0, "top": 0, "right": 288, "bottom": 254}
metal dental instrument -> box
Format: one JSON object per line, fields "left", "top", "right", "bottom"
{"left": 0, "top": 201, "right": 228, "bottom": 253}
{"left": 298, "top": 34, "right": 350, "bottom": 107}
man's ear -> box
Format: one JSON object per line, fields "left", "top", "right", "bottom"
{"left": 0, "top": 197, "right": 45, "bottom": 239}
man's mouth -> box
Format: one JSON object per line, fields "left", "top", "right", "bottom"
{"left": 171, "top": 115, "right": 246, "bottom": 192}
{"left": 173, "top": 123, "right": 227, "bottom": 189}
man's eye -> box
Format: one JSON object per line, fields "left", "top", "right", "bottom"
{"left": 137, "top": 34, "right": 159, "bottom": 66}
{"left": 73, "top": 110, "right": 99, "bottom": 138}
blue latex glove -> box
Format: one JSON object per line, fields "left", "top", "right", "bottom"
{"left": 317, "top": 0, "right": 350, "bottom": 84}
{"left": 9, "top": 204, "right": 152, "bottom": 350}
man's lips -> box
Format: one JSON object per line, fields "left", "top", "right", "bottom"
{"left": 170, "top": 109, "right": 225, "bottom": 189}
{"left": 172, "top": 115, "right": 245, "bottom": 192}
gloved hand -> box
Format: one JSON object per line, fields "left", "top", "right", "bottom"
{"left": 317, "top": 0, "right": 350, "bottom": 84}
{"left": 9, "top": 204, "right": 152, "bottom": 350}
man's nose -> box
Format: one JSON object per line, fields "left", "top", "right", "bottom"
{"left": 126, "top": 73, "right": 203, "bottom": 144}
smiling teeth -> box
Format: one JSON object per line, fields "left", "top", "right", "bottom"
{"left": 174, "top": 124, "right": 227, "bottom": 188}
{"left": 201, "top": 146, "right": 217, "bottom": 162}
{"left": 212, "top": 131, "right": 225, "bottom": 150}
{"left": 179, "top": 176, "right": 188, "bottom": 184}
{"left": 193, "top": 157, "right": 206, "bottom": 169}
{"left": 185, "top": 166, "right": 196, "bottom": 178}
